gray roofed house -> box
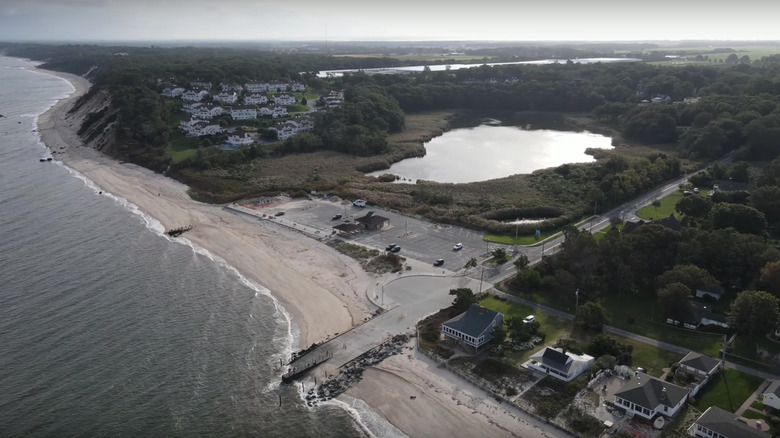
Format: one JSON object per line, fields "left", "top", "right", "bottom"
{"left": 332, "top": 223, "right": 362, "bottom": 235}
{"left": 678, "top": 352, "right": 721, "bottom": 377}
{"left": 441, "top": 304, "right": 504, "bottom": 353}
{"left": 688, "top": 406, "right": 766, "bottom": 438}
{"left": 354, "top": 211, "right": 389, "bottom": 230}
{"left": 613, "top": 372, "right": 689, "bottom": 420}
{"left": 763, "top": 380, "right": 780, "bottom": 410}
{"left": 527, "top": 347, "right": 594, "bottom": 382}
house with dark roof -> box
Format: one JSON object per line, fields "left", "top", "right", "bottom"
{"left": 677, "top": 351, "right": 721, "bottom": 396}
{"left": 440, "top": 304, "right": 504, "bottom": 353}
{"left": 613, "top": 372, "right": 689, "bottom": 420}
{"left": 762, "top": 380, "right": 780, "bottom": 410}
{"left": 713, "top": 180, "right": 750, "bottom": 193}
{"left": 526, "top": 347, "right": 594, "bottom": 382}
{"left": 688, "top": 406, "right": 766, "bottom": 438}
{"left": 354, "top": 211, "right": 389, "bottom": 231}
{"left": 695, "top": 285, "right": 725, "bottom": 301}
{"left": 332, "top": 223, "right": 362, "bottom": 235}
{"left": 621, "top": 214, "right": 682, "bottom": 235}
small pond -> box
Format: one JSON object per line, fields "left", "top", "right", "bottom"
{"left": 369, "top": 123, "right": 613, "bottom": 184}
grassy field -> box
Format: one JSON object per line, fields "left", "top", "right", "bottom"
{"left": 484, "top": 230, "right": 561, "bottom": 245}
{"left": 479, "top": 295, "right": 684, "bottom": 377}
{"left": 635, "top": 191, "right": 684, "bottom": 220}
{"left": 693, "top": 368, "right": 764, "bottom": 412}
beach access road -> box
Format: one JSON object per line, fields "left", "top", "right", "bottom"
{"left": 291, "top": 274, "right": 481, "bottom": 370}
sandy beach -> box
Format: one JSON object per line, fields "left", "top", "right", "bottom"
{"left": 35, "top": 68, "right": 568, "bottom": 438}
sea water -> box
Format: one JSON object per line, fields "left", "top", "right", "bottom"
{"left": 0, "top": 56, "right": 376, "bottom": 437}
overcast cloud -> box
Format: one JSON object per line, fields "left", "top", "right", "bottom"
{"left": 0, "top": 0, "right": 778, "bottom": 42}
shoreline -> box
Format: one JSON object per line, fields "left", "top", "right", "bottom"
{"left": 33, "top": 65, "right": 569, "bottom": 438}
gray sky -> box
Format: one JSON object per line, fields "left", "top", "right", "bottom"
{"left": 1, "top": 0, "right": 779, "bottom": 42}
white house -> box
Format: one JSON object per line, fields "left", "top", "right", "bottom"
{"left": 688, "top": 406, "right": 766, "bottom": 438}
{"left": 763, "top": 380, "right": 780, "bottom": 410}
{"left": 182, "top": 102, "right": 203, "bottom": 113}
{"left": 273, "top": 122, "right": 298, "bottom": 141}
{"left": 227, "top": 130, "right": 255, "bottom": 146}
{"left": 273, "top": 93, "right": 296, "bottom": 106}
{"left": 440, "top": 304, "right": 504, "bottom": 353}
{"left": 527, "top": 347, "right": 594, "bottom": 382}
{"left": 190, "top": 81, "right": 212, "bottom": 91}
{"left": 267, "top": 82, "right": 288, "bottom": 92}
{"left": 213, "top": 92, "right": 238, "bottom": 104}
{"left": 291, "top": 82, "right": 306, "bottom": 92}
{"left": 230, "top": 106, "right": 258, "bottom": 120}
{"left": 291, "top": 116, "right": 314, "bottom": 132}
{"left": 244, "top": 93, "right": 268, "bottom": 105}
{"left": 161, "top": 87, "right": 185, "bottom": 98}
{"left": 220, "top": 82, "right": 243, "bottom": 92}
{"left": 192, "top": 104, "right": 223, "bottom": 119}
{"left": 180, "top": 120, "right": 222, "bottom": 137}
{"left": 245, "top": 82, "right": 269, "bottom": 92}
{"left": 181, "top": 90, "right": 209, "bottom": 102}
{"left": 324, "top": 91, "right": 344, "bottom": 108}
{"left": 266, "top": 105, "right": 288, "bottom": 118}
{"left": 613, "top": 372, "right": 689, "bottom": 420}
{"left": 676, "top": 351, "right": 721, "bottom": 396}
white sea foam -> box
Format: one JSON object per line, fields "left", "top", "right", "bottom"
{"left": 326, "top": 395, "right": 408, "bottom": 438}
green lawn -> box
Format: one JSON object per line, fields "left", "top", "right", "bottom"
{"left": 636, "top": 191, "right": 684, "bottom": 221}
{"left": 479, "top": 295, "right": 684, "bottom": 376}
{"left": 693, "top": 369, "right": 764, "bottom": 412}
{"left": 167, "top": 131, "right": 200, "bottom": 163}
{"left": 286, "top": 104, "right": 309, "bottom": 113}
{"left": 484, "top": 230, "right": 561, "bottom": 245}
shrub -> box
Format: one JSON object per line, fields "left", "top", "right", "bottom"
{"left": 506, "top": 387, "right": 518, "bottom": 397}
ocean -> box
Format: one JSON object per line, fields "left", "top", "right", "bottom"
{"left": 0, "top": 56, "right": 386, "bottom": 437}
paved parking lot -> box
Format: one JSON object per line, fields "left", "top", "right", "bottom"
{"left": 271, "top": 198, "right": 498, "bottom": 270}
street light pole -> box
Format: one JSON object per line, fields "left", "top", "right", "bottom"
{"left": 479, "top": 267, "right": 485, "bottom": 294}
{"left": 575, "top": 288, "right": 579, "bottom": 314}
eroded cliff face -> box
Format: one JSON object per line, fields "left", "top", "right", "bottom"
{"left": 69, "top": 87, "right": 118, "bottom": 154}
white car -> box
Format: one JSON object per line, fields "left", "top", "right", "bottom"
{"left": 453, "top": 243, "right": 463, "bottom": 250}
{"left": 353, "top": 199, "right": 366, "bottom": 207}
{"left": 522, "top": 315, "right": 535, "bottom": 324}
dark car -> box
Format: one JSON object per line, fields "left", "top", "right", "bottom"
{"left": 385, "top": 243, "right": 397, "bottom": 251}
{"left": 390, "top": 246, "right": 401, "bottom": 253}
{"left": 275, "top": 211, "right": 285, "bottom": 216}
{"left": 331, "top": 214, "right": 343, "bottom": 220}
{"left": 434, "top": 259, "right": 444, "bottom": 266}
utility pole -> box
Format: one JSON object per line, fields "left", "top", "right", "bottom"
{"left": 479, "top": 267, "right": 485, "bottom": 293}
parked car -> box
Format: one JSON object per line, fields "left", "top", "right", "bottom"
{"left": 434, "top": 259, "right": 444, "bottom": 266}
{"left": 522, "top": 315, "right": 535, "bottom": 324}
{"left": 275, "top": 211, "right": 285, "bottom": 216}
{"left": 693, "top": 188, "right": 700, "bottom": 194}
{"left": 683, "top": 190, "right": 692, "bottom": 196}
{"left": 453, "top": 243, "right": 463, "bottom": 250}
{"left": 331, "top": 214, "right": 342, "bottom": 220}
{"left": 385, "top": 243, "right": 397, "bottom": 251}
{"left": 390, "top": 246, "right": 401, "bottom": 253}
{"left": 353, "top": 199, "right": 366, "bottom": 207}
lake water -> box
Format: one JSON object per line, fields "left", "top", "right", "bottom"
{"left": 369, "top": 124, "right": 613, "bottom": 184}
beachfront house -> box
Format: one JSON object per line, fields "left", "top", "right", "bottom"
{"left": 291, "top": 82, "right": 306, "bottom": 92}
{"left": 271, "top": 105, "right": 288, "bottom": 118}
{"left": 688, "top": 406, "right": 766, "bottom": 438}
{"left": 220, "top": 82, "right": 244, "bottom": 92}
{"left": 244, "top": 93, "right": 269, "bottom": 105}
{"left": 230, "top": 106, "right": 258, "bottom": 120}
{"left": 190, "top": 81, "right": 212, "bottom": 91}
{"left": 762, "top": 380, "right": 780, "bottom": 410}
{"left": 273, "top": 93, "right": 296, "bottom": 106}
{"left": 290, "top": 116, "right": 315, "bottom": 132}
{"left": 440, "top": 304, "right": 504, "bottom": 354}
{"left": 613, "top": 372, "right": 689, "bottom": 420}
{"left": 526, "top": 347, "right": 595, "bottom": 382}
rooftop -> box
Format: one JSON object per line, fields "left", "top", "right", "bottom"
{"left": 694, "top": 406, "right": 766, "bottom": 438}
{"left": 442, "top": 303, "right": 502, "bottom": 338}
